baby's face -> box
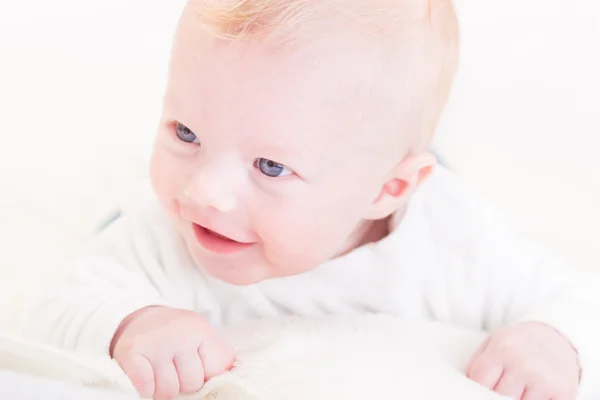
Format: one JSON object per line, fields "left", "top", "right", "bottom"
{"left": 150, "top": 22, "right": 405, "bottom": 285}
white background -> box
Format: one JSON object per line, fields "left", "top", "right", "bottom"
{"left": 0, "top": 0, "right": 599, "bottom": 328}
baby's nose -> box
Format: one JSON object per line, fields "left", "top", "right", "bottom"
{"left": 184, "top": 167, "right": 238, "bottom": 213}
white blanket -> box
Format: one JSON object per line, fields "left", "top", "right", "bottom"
{"left": 0, "top": 316, "right": 519, "bottom": 399}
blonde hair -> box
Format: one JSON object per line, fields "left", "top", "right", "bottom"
{"left": 186, "top": 0, "right": 459, "bottom": 151}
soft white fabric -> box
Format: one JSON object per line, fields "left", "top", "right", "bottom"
{"left": 197, "top": 316, "right": 504, "bottom": 400}
{"left": 22, "top": 166, "right": 600, "bottom": 398}
{"left": 0, "top": 370, "right": 133, "bottom": 400}
{"left": 0, "top": 331, "right": 135, "bottom": 399}
{"left": 2, "top": 316, "right": 514, "bottom": 400}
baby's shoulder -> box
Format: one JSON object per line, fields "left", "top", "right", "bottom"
{"left": 416, "top": 166, "right": 487, "bottom": 221}
{"left": 93, "top": 179, "right": 179, "bottom": 255}
{"left": 102, "top": 179, "right": 169, "bottom": 231}
{"left": 406, "top": 166, "right": 509, "bottom": 250}
{"left": 118, "top": 179, "right": 163, "bottom": 219}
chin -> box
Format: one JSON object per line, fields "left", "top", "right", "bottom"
{"left": 188, "top": 251, "right": 271, "bottom": 286}
{"left": 203, "top": 264, "right": 270, "bottom": 286}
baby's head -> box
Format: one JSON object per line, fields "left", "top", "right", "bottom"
{"left": 150, "top": 0, "right": 459, "bottom": 284}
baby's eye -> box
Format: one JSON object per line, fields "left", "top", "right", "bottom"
{"left": 175, "top": 122, "right": 200, "bottom": 144}
{"left": 254, "top": 158, "right": 294, "bottom": 178}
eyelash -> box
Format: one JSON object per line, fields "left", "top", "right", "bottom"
{"left": 253, "top": 158, "right": 294, "bottom": 178}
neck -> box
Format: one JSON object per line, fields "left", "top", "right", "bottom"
{"left": 336, "top": 217, "right": 391, "bottom": 258}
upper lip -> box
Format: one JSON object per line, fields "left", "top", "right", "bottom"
{"left": 198, "top": 223, "right": 253, "bottom": 244}
{"left": 180, "top": 205, "right": 254, "bottom": 244}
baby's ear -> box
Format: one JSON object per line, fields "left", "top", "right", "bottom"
{"left": 364, "top": 152, "right": 436, "bottom": 220}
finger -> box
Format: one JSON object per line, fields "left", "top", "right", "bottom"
{"left": 468, "top": 356, "right": 503, "bottom": 390}
{"left": 466, "top": 337, "right": 490, "bottom": 374}
{"left": 199, "top": 335, "right": 236, "bottom": 381}
{"left": 153, "top": 360, "right": 180, "bottom": 400}
{"left": 117, "top": 353, "right": 155, "bottom": 398}
{"left": 494, "top": 372, "right": 526, "bottom": 399}
{"left": 522, "top": 387, "right": 549, "bottom": 400}
{"left": 174, "top": 350, "right": 205, "bottom": 394}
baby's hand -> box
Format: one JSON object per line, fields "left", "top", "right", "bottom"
{"left": 466, "top": 322, "right": 579, "bottom": 400}
{"left": 111, "top": 306, "right": 235, "bottom": 400}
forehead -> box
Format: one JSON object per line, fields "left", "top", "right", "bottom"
{"left": 164, "top": 22, "right": 396, "bottom": 157}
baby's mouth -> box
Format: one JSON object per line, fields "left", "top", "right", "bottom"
{"left": 204, "top": 227, "right": 235, "bottom": 242}
{"left": 192, "top": 223, "right": 254, "bottom": 254}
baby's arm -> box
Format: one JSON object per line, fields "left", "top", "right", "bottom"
{"left": 445, "top": 203, "right": 599, "bottom": 399}
{"left": 415, "top": 169, "right": 600, "bottom": 399}
{"left": 23, "top": 210, "right": 234, "bottom": 398}
{"left": 23, "top": 217, "right": 170, "bottom": 355}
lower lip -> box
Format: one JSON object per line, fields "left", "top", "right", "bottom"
{"left": 192, "top": 224, "right": 254, "bottom": 255}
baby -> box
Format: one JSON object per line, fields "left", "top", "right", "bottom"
{"left": 25, "top": 0, "right": 598, "bottom": 399}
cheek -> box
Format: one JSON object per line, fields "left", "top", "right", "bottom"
{"left": 253, "top": 188, "right": 371, "bottom": 274}
{"left": 150, "top": 145, "right": 191, "bottom": 213}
